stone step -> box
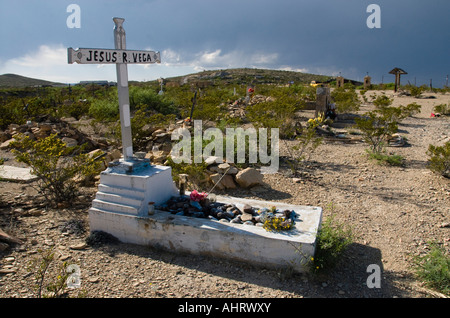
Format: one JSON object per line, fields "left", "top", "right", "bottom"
{"left": 97, "top": 184, "right": 145, "bottom": 199}
{"left": 99, "top": 172, "right": 147, "bottom": 189}
{"left": 95, "top": 192, "right": 143, "bottom": 208}
{"left": 92, "top": 199, "right": 140, "bottom": 216}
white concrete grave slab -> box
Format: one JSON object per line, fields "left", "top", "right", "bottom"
{"left": 0, "top": 165, "right": 38, "bottom": 183}
{"left": 89, "top": 190, "right": 323, "bottom": 273}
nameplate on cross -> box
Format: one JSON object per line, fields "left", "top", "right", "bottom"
{"left": 68, "top": 17, "right": 160, "bottom": 170}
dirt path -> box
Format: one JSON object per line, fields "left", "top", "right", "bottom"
{"left": 0, "top": 91, "right": 448, "bottom": 298}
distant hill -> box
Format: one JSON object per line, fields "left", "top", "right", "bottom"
{"left": 161, "top": 68, "right": 339, "bottom": 87}
{"left": 0, "top": 74, "right": 64, "bottom": 88}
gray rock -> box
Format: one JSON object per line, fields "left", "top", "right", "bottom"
{"left": 230, "top": 216, "right": 242, "bottom": 224}
{"left": 204, "top": 156, "right": 222, "bottom": 166}
{"left": 235, "top": 167, "right": 264, "bottom": 188}
{"left": 240, "top": 212, "right": 253, "bottom": 222}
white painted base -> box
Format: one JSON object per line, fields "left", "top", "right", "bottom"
{"left": 89, "top": 188, "right": 323, "bottom": 272}
{"left": 90, "top": 163, "right": 179, "bottom": 217}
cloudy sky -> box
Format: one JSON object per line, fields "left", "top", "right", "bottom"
{"left": 0, "top": 0, "right": 448, "bottom": 86}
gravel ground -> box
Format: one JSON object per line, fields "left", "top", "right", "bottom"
{"left": 0, "top": 91, "right": 449, "bottom": 299}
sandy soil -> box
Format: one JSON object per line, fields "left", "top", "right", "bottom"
{"left": 0, "top": 90, "right": 448, "bottom": 299}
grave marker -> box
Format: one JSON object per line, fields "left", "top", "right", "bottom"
{"left": 68, "top": 17, "right": 160, "bottom": 164}
{"left": 364, "top": 74, "right": 372, "bottom": 90}
{"left": 68, "top": 18, "right": 322, "bottom": 274}
{"left": 336, "top": 76, "right": 345, "bottom": 88}
{"left": 389, "top": 67, "right": 407, "bottom": 93}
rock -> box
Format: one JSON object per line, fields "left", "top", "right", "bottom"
{"left": 189, "top": 200, "right": 202, "bottom": 210}
{"left": 13, "top": 208, "right": 25, "bottom": 214}
{"left": 62, "top": 137, "right": 78, "bottom": 147}
{"left": 38, "top": 123, "right": 52, "bottom": 132}
{"left": 240, "top": 212, "right": 253, "bottom": 222}
{"left": 0, "top": 242, "right": 9, "bottom": 251}
{"left": 218, "top": 163, "right": 231, "bottom": 171}
{"left": 151, "top": 150, "right": 167, "bottom": 164}
{"left": 0, "top": 227, "right": 23, "bottom": 245}
{"left": 0, "top": 131, "right": 11, "bottom": 143}
{"left": 70, "top": 242, "right": 88, "bottom": 250}
{"left": 155, "top": 133, "right": 170, "bottom": 143}
{"left": 241, "top": 204, "right": 254, "bottom": 214}
{"left": 151, "top": 129, "right": 165, "bottom": 137}
{"left": 88, "top": 149, "right": 105, "bottom": 159}
{"left": 109, "top": 149, "right": 122, "bottom": 161}
{"left": 221, "top": 175, "right": 237, "bottom": 189}
{"left": 26, "top": 208, "right": 42, "bottom": 216}
{"left": 5, "top": 257, "right": 15, "bottom": 264}
{"left": 204, "top": 156, "right": 222, "bottom": 166}
{"left": 230, "top": 216, "right": 242, "bottom": 224}
{"left": 224, "top": 211, "right": 235, "bottom": 219}
{"left": 208, "top": 165, "right": 221, "bottom": 173}
{"left": 88, "top": 276, "right": 100, "bottom": 283}
{"left": 209, "top": 174, "right": 225, "bottom": 190}
{"left": 0, "top": 139, "right": 14, "bottom": 150}
{"left": 235, "top": 167, "right": 264, "bottom": 188}
{"left": 217, "top": 163, "right": 239, "bottom": 175}
{"left": 227, "top": 166, "right": 239, "bottom": 175}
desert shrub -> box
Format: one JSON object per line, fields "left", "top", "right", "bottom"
{"left": 246, "top": 95, "right": 303, "bottom": 139}
{"left": 413, "top": 242, "right": 450, "bottom": 296}
{"left": 399, "top": 102, "right": 422, "bottom": 118}
{"left": 58, "top": 99, "right": 90, "bottom": 120}
{"left": 0, "top": 96, "right": 57, "bottom": 128}
{"left": 355, "top": 104, "right": 422, "bottom": 165}
{"left": 286, "top": 119, "right": 323, "bottom": 175}
{"left": 409, "top": 85, "right": 425, "bottom": 98}
{"left": 310, "top": 209, "right": 353, "bottom": 274}
{"left": 330, "top": 87, "right": 360, "bottom": 114}
{"left": 366, "top": 150, "right": 404, "bottom": 167}
{"left": 88, "top": 93, "right": 119, "bottom": 121}
{"left": 373, "top": 94, "right": 393, "bottom": 108}
{"left": 11, "top": 134, "right": 101, "bottom": 204}
{"left": 427, "top": 141, "right": 450, "bottom": 178}
{"left": 129, "top": 86, "right": 178, "bottom": 115}
{"left": 166, "top": 156, "right": 209, "bottom": 191}
{"left": 433, "top": 103, "right": 450, "bottom": 115}
{"left": 130, "top": 109, "right": 177, "bottom": 150}
{"left": 0, "top": 99, "right": 23, "bottom": 129}
{"left": 354, "top": 109, "right": 399, "bottom": 154}
{"left": 26, "top": 247, "right": 72, "bottom": 298}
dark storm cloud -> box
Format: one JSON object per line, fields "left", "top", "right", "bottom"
{"left": 1, "top": 0, "right": 448, "bottom": 85}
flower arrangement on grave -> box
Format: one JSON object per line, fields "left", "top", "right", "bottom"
{"left": 258, "top": 206, "right": 297, "bottom": 232}
{"left": 307, "top": 113, "right": 327, "bottom": 128}
{"left": 190, "top": 190, "right": 207, "bottom": 202}
{"left": 189, "top": 190, "right": 208, "bottom": 210}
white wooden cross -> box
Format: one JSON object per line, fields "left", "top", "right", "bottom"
{"left": 68, "top": 17, "right": 161, "bottom": 162}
